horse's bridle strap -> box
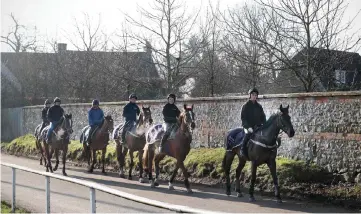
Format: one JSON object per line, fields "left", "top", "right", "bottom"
{"left": 250, "top": 139, "right": 277, "bottom": 149}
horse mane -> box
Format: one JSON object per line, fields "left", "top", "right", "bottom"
{"left": 261, "top": 113, "right": 279, "bottom": 129}
{"left": 137, "top": 112, "right": 144, "bottom": 127}
{"left": 178, "top": 111, "right": 187, "bottom": 124}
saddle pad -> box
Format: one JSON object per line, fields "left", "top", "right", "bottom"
{"left": 225, "top": 128, "right": 245, "bottom": 151}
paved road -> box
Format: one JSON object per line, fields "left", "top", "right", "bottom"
{"left": 1, "top": 154, "right": 353, "bottom": 213}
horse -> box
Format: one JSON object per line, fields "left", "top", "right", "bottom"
{"left": 113, "top": 106, "right": 153, "bottom": 182}
{"left": 222, "top": 105, "right": 295, "bottom": 203}
{"left": 143, "top": 104, "right": 196, "bottom": 193}
{"left": 80, "top": 115, "right": 114, "bottom": 174}
{"left": 34, "top": 122, "right": 49, "bottom": 165}
{"left": 40, "top": 114, "right": 73, "bottom": 176}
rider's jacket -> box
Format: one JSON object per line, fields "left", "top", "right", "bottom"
{"left": 47, "top": 105, "right": 64, "bottom": 122}
{"left": 162, "top": 103, "right": 180, "bottom": 123}
{"left": 122, "top": 102, "right": 140, "bottom": 122}
{"left": 241, "top": 100, "right": 266, "bottom": 129}
{"left": 42, "top": 107, "right": 50, "bottom": 123}
{"left": 88, "top": 107, "right": 104, "bottom": 126}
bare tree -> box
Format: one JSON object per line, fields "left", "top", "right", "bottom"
{"left": 1, "top": 13, "right": 37, "bottom": 52}
{"left": 124, "top": 0, "right": 200, "bottom": 95}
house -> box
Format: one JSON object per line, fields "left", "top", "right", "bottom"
{"left": 272, "top": 47, "right": 361, "bottom": 93}
{"left": 1, "top": 43, "right": 165, "bottom": 108}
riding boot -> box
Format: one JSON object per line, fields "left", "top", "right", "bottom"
{"left": 159, "top": 133, "right": 170, "bottom": 153}
{"left": 87, "top": 127, "right": 94, "bottom": 145}
{"left": 240, "top": 133, "right": 251, "bottom": 157}
{"left": 121, "top": 127, "right": 127, "bottom": 143}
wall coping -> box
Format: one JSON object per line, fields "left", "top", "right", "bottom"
{"left": 18, "top": 90, "right": 361, "bottom": 109}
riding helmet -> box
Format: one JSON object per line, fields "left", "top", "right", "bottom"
{"left": 53, "top": 97, "right": 61, "bottom": 103}
{"left": 129, "top": 93, "right": 138, "bottom": 100}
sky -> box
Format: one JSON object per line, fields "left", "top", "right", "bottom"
{"left": 1, "top": 0, "right": 361, "bottom": 53}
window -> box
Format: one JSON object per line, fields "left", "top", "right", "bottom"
{"left": 335, "top": 69, "right": 346, "bottom": 85}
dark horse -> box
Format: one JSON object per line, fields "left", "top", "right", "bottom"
{"left": 34, "top": 122, "right": 49, "bottom": 165}
{"left": 40, "top": 114, "right": 73, "bottom": 175}
{"left": 143, "top": 104, "right": 195, "bottom": 193}
{"left": 113, "top": 106, "right": 153, "bottom": 182}
{"left": 80, "top": 115, "right": 114, "bottom": 174}
{"left": 222, "top": 105, "right": 295, "bottom": 203}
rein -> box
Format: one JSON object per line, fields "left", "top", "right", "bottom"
{"left": 250, "top": 114, "right": 284, "bottom": 149}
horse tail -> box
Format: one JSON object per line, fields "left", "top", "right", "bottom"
{"left": 142, "top": 144, "right": 149, "bottom": 171}
{"left": 222, "top": 134, "right": 228, "bottom": 170}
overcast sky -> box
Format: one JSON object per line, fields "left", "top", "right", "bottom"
{"left": 1, "top": 0, "right": 360, "bottom": 53}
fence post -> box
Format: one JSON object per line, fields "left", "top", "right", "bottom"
{"left": 11, "top": 167, "right": 16, "bottom": 213}
{"left": 90, "top": 187, "right": 96, "bottom": 213}
{"left": 45, "top": 176, "right": 50, "bottom": 214}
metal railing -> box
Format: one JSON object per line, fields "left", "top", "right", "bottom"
{"left": 1, "top": 162, "right": 217, "bottom": 213}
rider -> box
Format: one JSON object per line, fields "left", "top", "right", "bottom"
{"left": 87, "top": 99, "right": 104, "bottom": 144}
{"left": 121, "top": 93, "right": 140, "bottom": 143}
{"left": 46, "top": 97, "right": 65, "bottom": 143}
{"left": 40, "top": 99, "right": 51, "bottom": 133}
{"left": 240, "top": 88, "right": 266, "bottom": 157}
{"left": 159, "top": 94, "right": 181, "bottom": 153}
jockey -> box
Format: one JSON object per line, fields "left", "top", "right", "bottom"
{"left": 159, "top": 93, "right": 181, "bottom": 153}
{"left": 40, "top": 99, "right": 51, "bottom": 132}
{"left": 87, "top": 99, "right": 104, "bottom": 144}
{"left": 240, "top": 88, "right": 266, "bottom": 157}
{"left": 46, "top": 97, "right": 65, "bottom": 143}
{"left": 121, "top": 93, "right": 140, "bottom": 142}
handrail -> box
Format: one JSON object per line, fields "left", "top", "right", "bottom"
{"left": 1, "top": 162, "right": 219, "bottom": 213}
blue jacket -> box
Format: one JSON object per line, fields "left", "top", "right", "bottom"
{"left": 47, "top": 105, "right": 64, "bottom": 122}
{"left": 88, "top": 107, "right": 104, "bottom": 126}
{"left": 122, "top": 102, "right": 140, "bottom": 122}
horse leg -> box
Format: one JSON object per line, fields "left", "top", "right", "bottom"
{"left": 154, "top": 153, "right": 166, "bottom": 187}
{"left": 138, "top": 149, "right": 145, "bottom": 183}
{"left": 102, "top": 147, "right": 107, "bottom": 174}
{"left": 223, "top": 151, "right": 235, "bottom": 196}
{"left": 179, "top": 161, "right": 192, "bottom": 194}
{"left": 267, "top": 159, "right": 282, "bottom": 203}
{"left": 168, "top": 165, "right": 179, "bottom": 191}
{"left": 235, "top": 154, "right": 246, "bottom": 197}
{"left": 36, "top": 139, "right": 43, "bottom": 165}
{"left": 88, "top": 150, "right": 96, "bottom": 173}
{"left": 148, "top": 145, "right": 156, "bottom": 188}
{"left": 53, "top": 149, "right": 59, "bottom": 171}
{"left": 249, "top": 161, "right": 258, "bottom": 202}
{"left": 62, "top": 145, "right": 68, "bottom": 176}
{"left": 117, "top": 143, "right": 126, "bottom": 178}
{"left": 128, "top": 151, "right": 134, "bottom": 180}
{"left": 44, "top": 143, "right": 53, "bottom": 173}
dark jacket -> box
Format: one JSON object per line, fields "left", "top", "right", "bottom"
{"left": 122, "top": 102, "right": 140, "bottom": 122}
{"left": 162, "top": 103, "right": 181, "bottom": 123}
{"left": 42, "top": 107, "right": 50, "bottom": 123}
{"left": 88, "top": 107, "right": 104, "bottom": 126}
{"left": 241, "top": 100, "right": 266, "bottom": 129}
{"left": 47, "top": 105, "right": 64, "bottom": 123}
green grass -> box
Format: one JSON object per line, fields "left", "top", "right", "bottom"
{"left": 1, "top": 201, "right": 29, "bottom": 213}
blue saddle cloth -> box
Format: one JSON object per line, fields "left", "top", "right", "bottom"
{"left": 225, "top": 128, "right": 245, "bottom": 151}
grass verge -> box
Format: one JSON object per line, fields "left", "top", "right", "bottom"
{"left": 1, "top": 201, "right": 30, "bottom": 213}
{"left": 2, "top": 134, "right": 361, "bottom": 210}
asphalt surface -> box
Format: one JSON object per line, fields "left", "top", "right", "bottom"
{"left": 1, "top": 153, "right": 354, "bottom": 213}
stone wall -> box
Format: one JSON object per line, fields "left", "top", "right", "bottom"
{"left": 2, "top": 91, "right": 361, "bottom": 180}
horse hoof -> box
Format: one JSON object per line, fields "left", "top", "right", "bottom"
{"left": 119, "top": 174, "right": 125, "bottom": 178}
{"left": 237, "top": 192, "right": 243, "bottom": 197}
{"left": 139, "top": 178, "right": 145, "bottom": 183}
{"left": 249, "top": 196, "right": 256, "bottom": 202}
{"left": 102, "top": 171, "right": 107, "bottom": 175}
{"left": 276, "top": 198, "right": 283, "bottom": 204}
{"left": 186, "top": 188, "right": 193, "bottom": 194}
{"left": 150, "top": 181, "right": 155, "bottom": 188}
{"left": 168, "top": 183, "right": 175, "bottom": 190}
{"left": 128, "top": 176, "right": 133, "bottom": 180}
{"left": 63, "top": 172, "right": 67, "bottom": 176}
{"left": 226, "top": 190, "right": 231, "bottom": 196}
{"left": 154, "top": 182, "right": 160, "bottom": 187}
{"left": 88, "top": 169, "right": 93, "bottom": 173}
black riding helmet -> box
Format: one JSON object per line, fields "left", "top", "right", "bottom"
{"left": 53, "top": 97, "right": 61, "bottom": 103}
{"left": 129, "top": 93, "right": 137, "bottom": 100}
{"left": 248, "top": 88, "right": 259, "bottom": 96}
{"left": 44, "top": 99, "right": 51, "bottom": 105}
{"left": 92, "top": 99, "right": 99, "bottom": 106}
{"left": 167, "top": 93, "right": 176, "bottom": 102}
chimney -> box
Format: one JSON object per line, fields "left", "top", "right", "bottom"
{"left": 144, "top": 40, "right": 152, "bottom": 54}
{"left": 58, "top": 43, "right": 67, "bottom": 53}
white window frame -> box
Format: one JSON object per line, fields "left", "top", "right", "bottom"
{"left": 335, "top": 69, "right": 346, "bottom": 85}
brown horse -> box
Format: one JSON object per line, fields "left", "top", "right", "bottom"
{"left": 143, "top": 104, "right": 195, "bottom": 193}
{"left": 80, "top": 115, "right": 114, "bottom": 174}
{"left": 40, "top": 114, "right": 73, "bottom": 175}
{"left": 34, "top": 123, "right": 48, "bottom": 165}
{"left": 114, "top": 106, "right": 153, "bottom": 182}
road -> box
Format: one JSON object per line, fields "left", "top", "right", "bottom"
{"left": 1, "top": 154, "right": 353, "bottom": 213}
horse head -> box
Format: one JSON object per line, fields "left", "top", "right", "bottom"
{"left": 278, "top": 105, "right": 295, "bottom": 137}
{"left": 59, "top": 113, "right": 73, "bottom": 138}
{"left": 180, "top": 104, "right": 196, "bottom": 131}
{"left": 142, "top": 105, "right": 153, "bottom": 125}
{"left": 104, "top": 115, "right": 114, "bottom": 133}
